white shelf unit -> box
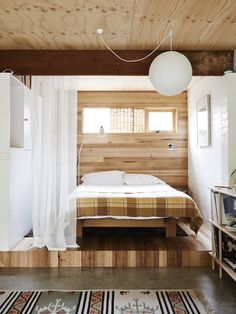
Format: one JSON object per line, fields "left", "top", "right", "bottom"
{"left": 209, "top": 187, "right": 236, "bottom": 281}
{"left": 0, "top": 74, "right": 35, "bottom": 250}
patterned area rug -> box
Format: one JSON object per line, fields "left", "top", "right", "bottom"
{"left": 0, "top": 290, "right": 214, "bottom": 314}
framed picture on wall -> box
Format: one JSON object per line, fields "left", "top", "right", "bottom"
{"left": 197, "top": 95, "right": 211, "bottom": 147}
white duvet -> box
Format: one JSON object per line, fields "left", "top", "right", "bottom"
{"left": 73, "top": 183, "right": 189, "bottom": 199}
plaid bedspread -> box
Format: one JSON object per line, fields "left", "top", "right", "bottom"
{"left": 76, "top": 195, "right": 203, "bottom": 233}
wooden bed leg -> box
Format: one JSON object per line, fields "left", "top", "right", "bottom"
{"left": 166, "top": 218, "right": 177, "bottom": 237}
{"left": 77, "top": 220, "right": 83, "bottom": 238}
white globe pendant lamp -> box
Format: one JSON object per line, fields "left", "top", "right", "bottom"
{"left": 149, "top": 51, "right": 192, "bottom": 96}
{"left": 96, "top": 28, "right": 193, "bottom": 96}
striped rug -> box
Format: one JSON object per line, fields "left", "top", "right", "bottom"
{"left": 0, "top": 290, "right": 213, "bottom": 314}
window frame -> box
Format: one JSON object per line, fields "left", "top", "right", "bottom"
{"left": 81, "top": 105, "right": 177, "bottom": 135}
{"left": 145, "top": 108, "right": 177, "bottom": 134}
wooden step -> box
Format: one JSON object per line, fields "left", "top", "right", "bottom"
{"left": 0, "top": 233, "right": 210, "bottom": 268}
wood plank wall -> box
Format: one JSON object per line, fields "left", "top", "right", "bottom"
{"left": 78, "top": 91, "right": 188, "bottom": 190}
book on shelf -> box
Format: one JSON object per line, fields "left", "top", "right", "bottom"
{"left": 212, "top": 191, "right": 219, "bottom": 223}
{"left": 222, "top": 233, "right": 236, "bottom": 271}
{"left": 211, "top": 189, "right": 236, "bottom": 224}
{"left": 212, "top": 225, "right": 219, "bottom": 258}
{"left": 221, "top": 194, "right": 236, "bottom": 224}
{"left": 223, "top": 258, "right": 236, "bottom": 271}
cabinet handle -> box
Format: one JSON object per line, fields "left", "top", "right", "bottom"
{"left": 24, "top": 118, "right": 29, "bottom": 121}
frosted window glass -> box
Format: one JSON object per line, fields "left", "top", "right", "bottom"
{"left": 83, "top": 108, "right": 111, "bottom": 133}
{"left": 148, "top": 112, "right": 173, "bottom": 131}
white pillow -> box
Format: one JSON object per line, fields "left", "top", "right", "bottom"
{"left": 124, "top": 173, "right": 165, "bottom": 185}
{"left": 81, "top": 170, "right": 124, "bottom": 185}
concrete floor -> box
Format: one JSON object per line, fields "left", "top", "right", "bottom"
{"left": 0, "top": 267, "right": 235, "bottom": 313}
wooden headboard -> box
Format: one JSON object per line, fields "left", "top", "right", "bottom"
{"left": 77, "top": 91, "right": 188, "bottom": 190}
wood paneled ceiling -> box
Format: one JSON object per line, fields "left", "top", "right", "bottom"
{"left": 0, "top": 0, "right": 235, "bottom": 50}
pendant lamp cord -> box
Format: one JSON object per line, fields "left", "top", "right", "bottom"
{"left": 97, "top": 30, "right": 173, "bottom": 63}
{"left": 169, "top": 30, "right": 173, "bottom": 51}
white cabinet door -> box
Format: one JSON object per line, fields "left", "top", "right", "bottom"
{"left": 24, "top": 87, "right": 32, "bottom": 150}
{"left": 10, "top": 84, "right": 24, "bottom": 148}
{"left": 9, "top": 149, "right": 32, "bottom": 249}
{"left": 0, "top": 157, "right": 10, "bottom": 250}
{"left": 0, "top": 75, "right": 10, "bottom": 151}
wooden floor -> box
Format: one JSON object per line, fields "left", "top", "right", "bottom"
{"left": 0, "top": 223, "right": 210, "bottom": 267}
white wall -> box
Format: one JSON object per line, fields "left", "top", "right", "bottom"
{"left": 226, "top": 74, "right": 236, "bottom": 177}
{"left": 188, "top": 74, "right": 236, "bottom": 223}
{"left": 0, "top": 158, "right": 10, "bottom": 250}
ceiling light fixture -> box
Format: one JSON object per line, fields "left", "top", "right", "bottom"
{"left": 96, "top": 28, "right": 192, "bottom": 96}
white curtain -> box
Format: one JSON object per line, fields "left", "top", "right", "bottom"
{"left": 110, "top": 108, "right": 145, "bottom": 133}
{"left": 31, "top": 76, "right": 78, "bottom": 250}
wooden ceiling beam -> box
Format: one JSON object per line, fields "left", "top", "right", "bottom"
{"left": 0, "top": 50, "right": 233, "bottom": 76}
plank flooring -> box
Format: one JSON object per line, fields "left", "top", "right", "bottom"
{"left": 0, "top": 223, "right": 210, "bottom": 268}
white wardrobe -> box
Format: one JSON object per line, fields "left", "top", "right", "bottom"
{"left": 0, "top": 74, "right": 34, "bottom": 250}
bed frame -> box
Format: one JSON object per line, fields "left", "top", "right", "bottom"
{"left": 77, "top": 217, "right": 177, "bottom": 238}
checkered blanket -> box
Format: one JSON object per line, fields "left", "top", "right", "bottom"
{"left": 75, "top": 185, "right": 203, "bottom": 233}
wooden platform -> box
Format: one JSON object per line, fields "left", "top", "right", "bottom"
{"left": 0, "top": 224, "right": 210, "bottom": 268}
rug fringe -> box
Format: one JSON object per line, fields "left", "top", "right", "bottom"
{"left": 194, "top": 289, "right": 215, "bottom": 314}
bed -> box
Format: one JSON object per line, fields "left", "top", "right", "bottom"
{"left": 75, "top": 183, "right": 203, "bottom": 238}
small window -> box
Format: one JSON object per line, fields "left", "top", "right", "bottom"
{"left": 82, "top": 107, "right": 176, "bottom": 134}
{"left": 146, "top": 109, "right": 176, "bottom": 133}
{"left": 83, "top": 107, "right": 145, "bottom": 133}
{"left": 83, "top": 108, "right": 111, "bottom": 133}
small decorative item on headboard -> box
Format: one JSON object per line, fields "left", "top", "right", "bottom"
{"left": 99, "top": 125, "right": 105, "bottom": 135}
{"left": 167, "top": 143, "right": 174, "bottom": 151}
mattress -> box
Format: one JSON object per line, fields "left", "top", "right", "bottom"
{"left": 74, "top": 184, "right": 203, "bottom": 233}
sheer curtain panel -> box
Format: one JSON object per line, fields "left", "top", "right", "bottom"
{"left": 31, "top": 76, "right": 78, "bottom": 250}
{"left": 110, "top": 108, "right": 145, "bottom": 133}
